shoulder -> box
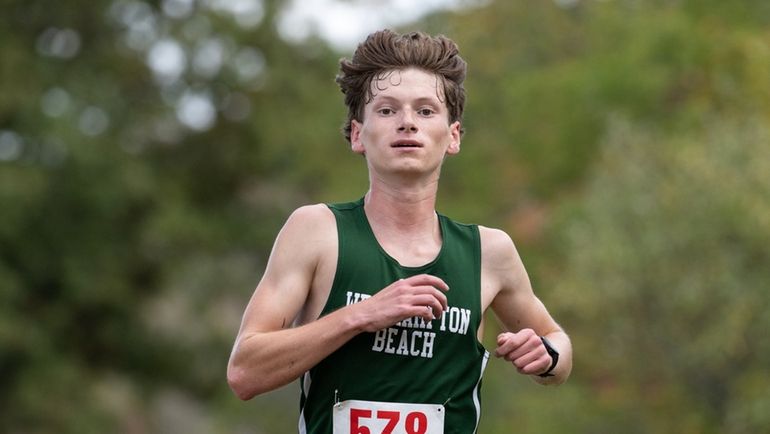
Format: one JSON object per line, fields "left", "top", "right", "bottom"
{"left": 284, "top": 203, "right": 336, "bottom": 230}
{"left": 478, "top": 226, "right": 520, "bottom": 265}
{"left": 478, "top": 225, "right": 528, "bottom": 290}
{"left": 273, "top": 204, "right": 337, "bottom": 258}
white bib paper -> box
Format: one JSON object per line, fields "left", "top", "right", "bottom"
{"left": 332, "top": 399, "right": 445, "bottom": 434}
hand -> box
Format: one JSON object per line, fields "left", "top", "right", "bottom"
{"left": 357, "top": 274, "right": 449, "bottom": 332}
{"left": 494, "top": 328, "right": 552, "bottom": 376}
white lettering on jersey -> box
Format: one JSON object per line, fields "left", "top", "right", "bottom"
{"left": 371, "top": 328, "right": 437, "bottom": 359}
{"left": 346, "top": 290, "right": 472, "bottom": 359}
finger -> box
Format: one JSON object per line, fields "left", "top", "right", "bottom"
{"left": 494, "top": 333, "right": 524, "bottom": 357}
{"left": 409, "top": 294, "right": 447, "bottom": 318}
{"left": 403, "top": 274, "right": 450, "bottom": 291}
{"left": 423, "top": 305, "right": 436, "bottom": 321}
{"left": 510, "top": 348, "right": 542, "bottom": 369}
{"left": 405, "top": 304, "right": 436, "bottom": 322}
{"left": 497, "top": 332, "right": 514, "bottom": 346}
{"left": 519, "top": 357, "right": 551, "bottom": 376}
{"left": 497, "top": 329, "right": 541, "bottom": 349}
{"left": 408, "top": 286, "right": 448, "bottom": 311}
{"left": 510, "top": 335, "right": 546, "bottom": 362}
{"left": 496, "top": 331, "right": 543, "bottom": 360}
{"left": 494, "top": 336, "right": 513, "bottom": 358}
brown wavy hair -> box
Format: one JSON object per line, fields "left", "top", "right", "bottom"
{"left": 336, "top": 29, "right": 467, "bottom": 143}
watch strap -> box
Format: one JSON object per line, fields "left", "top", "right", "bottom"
{"left": 538, "top": 336, "right": 559, "bottom": 378}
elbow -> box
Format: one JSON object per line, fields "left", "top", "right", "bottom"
{"left": 227, "top": 361, "right": 285, "bottom": 400}
{"left": 227, "top": 338, "right": 294, "bottom": 399}
{"left": 227, "top": 364, "right": 260, "bottom": 401}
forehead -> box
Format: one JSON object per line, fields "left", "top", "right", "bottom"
{"left": 368, "top": 68, "right": 445, "bottom": 103}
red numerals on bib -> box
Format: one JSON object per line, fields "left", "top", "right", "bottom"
{"left": 350, "top": 409, "right": 372, "bottom": 434}
{"left": 349, "top": 408, "right": 428, "bottom": 434}
{"left": 404, "top": 412, "right": 428, "bottom": 434}
{"left": 378, "top": 411, "right": 400, "bottom": 433}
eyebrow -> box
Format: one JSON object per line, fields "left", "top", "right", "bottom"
{"left": 371, "top": 95, "right": 442, "bottom": 106}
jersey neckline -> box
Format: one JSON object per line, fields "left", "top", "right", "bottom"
{"left": 355, "top": 197, "right": 447, "bottom": 271}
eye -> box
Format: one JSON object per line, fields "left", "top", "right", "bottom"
{"left": 377, "top": 107, "right": 395, "bottom": 116}
{"left": 417, "top": 108, "right": 435, "bottom": 116}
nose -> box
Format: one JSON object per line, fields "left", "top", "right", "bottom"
{"left": 397, "top": 111, "right": 417, "bottom": 133}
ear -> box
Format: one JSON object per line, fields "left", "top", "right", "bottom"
{"left": 446, "top": 121, "right": 461, "bottom": 155}
{"left": 350, "top": 119, "right": 365, "bottom": 154}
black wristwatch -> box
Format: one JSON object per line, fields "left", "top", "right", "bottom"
{"left": 538, "top": 336, "right": 559, "bottom": 378}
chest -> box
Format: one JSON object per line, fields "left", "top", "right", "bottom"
{"left": 375, "top": 235, "right": 442, "bottom": 268}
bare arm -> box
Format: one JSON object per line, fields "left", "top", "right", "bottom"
{"left": 481, "top": 227, "right": 572, "bottom": 385}
{"left": 226, "top": 205, "right": 342, "bottom": 399}
{"left": 227, "top": 205, "right": 449, "bottom": 400}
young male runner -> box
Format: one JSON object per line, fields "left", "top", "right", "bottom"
{"left": 227, "top": 29, "right": 572, "bottom": 434}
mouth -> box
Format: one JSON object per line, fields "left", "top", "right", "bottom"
{"left": 390, "top": 140, "right": 423, "bottom": 148}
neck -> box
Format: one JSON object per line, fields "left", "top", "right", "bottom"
{"left": 361, "top": 176, "right": 443, "bottom": 267}
{"left": 363, "top": 178, "right": 439, "bottom": 228}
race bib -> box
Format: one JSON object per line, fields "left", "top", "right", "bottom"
{"left": 333, "top": 399, "right": 445, "bottom": 434}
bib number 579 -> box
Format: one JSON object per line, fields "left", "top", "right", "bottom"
{"left": 333, "top": 400, "right": 444, "bottom": 434}
{"left": 350, "top": 408, "right": 428, "bottom": 434}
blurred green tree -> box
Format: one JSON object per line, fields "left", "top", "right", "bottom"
{"left": 544, "top": 116, "right": 770, "bottom": 433}
{"left": 1, "top": 0, "right": 350, "bottom": 431}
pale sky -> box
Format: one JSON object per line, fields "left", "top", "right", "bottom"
{"left": 276, "top": 0, "right": 483, "bottom": 50}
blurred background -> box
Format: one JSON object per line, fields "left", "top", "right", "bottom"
{"left": 2, "top": 0, "right": 769, "bottom": 432}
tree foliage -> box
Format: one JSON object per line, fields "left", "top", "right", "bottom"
{"left": 545, "top": 117, "right": 770, "bottom": 433}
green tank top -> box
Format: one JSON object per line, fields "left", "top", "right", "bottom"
{"left": 298, "top": 198, "right": 489, "bottom": 434}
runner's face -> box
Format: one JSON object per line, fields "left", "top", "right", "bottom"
{"left": 350, "top": 68, "right": 461, "bottom": 177}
